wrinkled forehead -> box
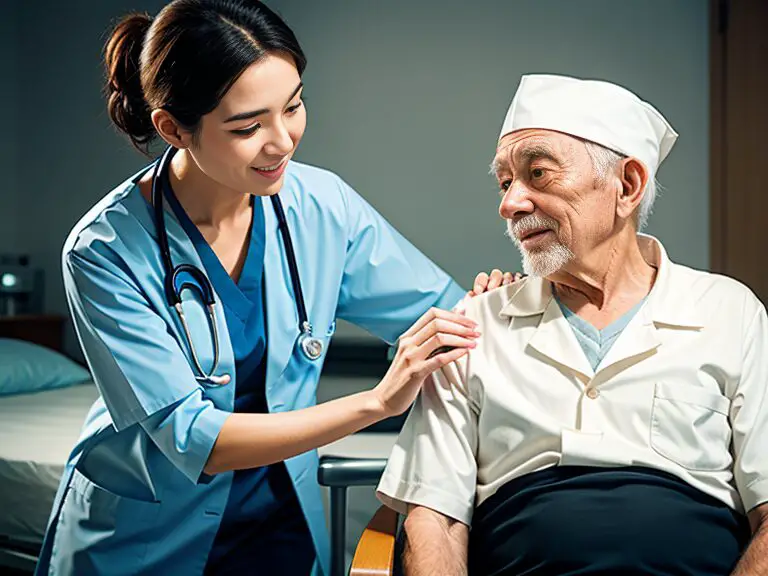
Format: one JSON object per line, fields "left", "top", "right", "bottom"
{"left": 492, "top": 128, "right": 580, "bottom": 173}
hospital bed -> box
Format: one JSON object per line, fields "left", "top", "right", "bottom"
{"left": 0, "top": 382, "right": 99, "bottom": 572}
{"left": 0, "top": 335, "right": 398, "bottom": 575}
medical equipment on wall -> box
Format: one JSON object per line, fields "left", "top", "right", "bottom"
{"left": 0, "top": 255, "right": 44, "bottom": 317}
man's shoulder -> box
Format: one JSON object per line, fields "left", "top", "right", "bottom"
{"left": 463, "top": 280, "right": 531, "bottom": 327}
{"left": 669, "top": 261, "right": 764, "bottom": 317}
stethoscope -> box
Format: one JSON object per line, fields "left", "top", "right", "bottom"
{"left": 152, "top": 146, "right": 325, "bottom": 386}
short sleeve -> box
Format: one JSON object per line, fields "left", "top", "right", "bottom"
{"left": 336, "top": 179, "right": 466, "bottom": 344}
{"left": 731, "top": 302, "right": 768, "bottom": 512}
{"left": 376, "top": 359, "right": 479, "bottom": 525}
{"left": 139, "top": 390, "right": 229, "bottom": 484}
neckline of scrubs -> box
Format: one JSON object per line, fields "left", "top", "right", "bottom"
{"left": 162, "top": 183, "right": 266, "bottom": 324}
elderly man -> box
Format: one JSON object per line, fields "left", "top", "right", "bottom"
{"left": 377, "top": 75, "right": 768, "bottom": 576}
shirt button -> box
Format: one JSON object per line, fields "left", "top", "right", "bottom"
{"left": 586, "top": 388, "right": 600, "bottom": 399}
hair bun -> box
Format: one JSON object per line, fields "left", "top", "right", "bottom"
{"left": 104, "top": 13, "right": 155, "bottom": 152}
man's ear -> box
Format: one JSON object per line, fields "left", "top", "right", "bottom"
{"left": 151, "top": 109, "right": 194, "bottom": 149}
{"left": 616, "top": 157, "right": 649, "bottom": 220}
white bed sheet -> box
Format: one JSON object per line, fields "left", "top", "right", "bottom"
{"left": 0, "top": 375, "right": 397, "bottom": 549}
{"left": 0, "top": 382, "right": 99, "bottom": 543}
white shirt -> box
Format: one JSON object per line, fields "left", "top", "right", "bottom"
{"left": 377, "top": 236, "right": 768, "bottom": 525}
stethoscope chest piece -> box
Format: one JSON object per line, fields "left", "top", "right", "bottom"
{"left": 299, "top": 321, "right": 324, "bottom": 361}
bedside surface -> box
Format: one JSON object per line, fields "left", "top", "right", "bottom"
{"left": 0, "top": 315, "right": 67, "bottom": 353}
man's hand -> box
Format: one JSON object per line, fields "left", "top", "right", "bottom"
{"left": 471, "top": 269, "right": 525, "bottom": 297}
{"left": 731, "top": 503, "right": 768, "bottom": 575}
{"left": 401, "top": 505, "right": 469, "bottom": 576}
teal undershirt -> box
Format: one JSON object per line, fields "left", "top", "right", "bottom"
{"left": 554, "top": 292, "right": 647, "bottom": 371}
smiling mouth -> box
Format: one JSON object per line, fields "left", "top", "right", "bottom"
{"left": 253, "top": 160, "right": 285, "bottom": 172}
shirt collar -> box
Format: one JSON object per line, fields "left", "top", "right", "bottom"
{"left": 499, "top": 234, "right": 704, "bottom": 329}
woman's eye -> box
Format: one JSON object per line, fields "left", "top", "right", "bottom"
{"left": 286, "top": 100, "right": 303, "bottom": 114}
{"left": 231, "top": 124, "right": 261, "bottom": 136}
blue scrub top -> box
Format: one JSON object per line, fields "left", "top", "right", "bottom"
{"left": 165, "top": 186, "right": 314, "bottom": 574}
{"left": 42, "top": 159, "right": 467, "bottom": 576}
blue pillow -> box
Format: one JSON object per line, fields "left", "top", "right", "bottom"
{"left": 0, "top": 338, "right": 91, "bottom": 396}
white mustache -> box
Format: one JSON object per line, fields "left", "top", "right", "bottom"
{"left": 507, "top": 214, "right": 559, "bottom": 242}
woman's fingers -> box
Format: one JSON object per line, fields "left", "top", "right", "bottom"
{"left": 473, "top": 269, "right": 526, "bottom": 294}
{"left": 422, "top": 345, "right": 471, "bottom": 373}
{"left": 400, "top": 307, "right": 477, "bottom": 341}
{"left": 486, "top": 269, "right": 504, "bottom": 291}
{"left": 473, "top": 269, "right": 503, "bottom": 294}
{"left": 419, "top": 333, "right": 477, "bottom": 360}
{"left": 472, "top": 272, "right": 489, "bottom": 295}
{"left": 380, "top": 313, "right": 480, "bottom": 417}
{"left": 407, "top": 315, "right": 479, "bottom": 348}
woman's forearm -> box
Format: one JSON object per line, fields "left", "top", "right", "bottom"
{"left": 204, "top": 390, "right": 385, "bottom": 474}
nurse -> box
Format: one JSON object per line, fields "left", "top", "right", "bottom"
{"left": 37, "top": 1, "right": 515, "bottom": 575}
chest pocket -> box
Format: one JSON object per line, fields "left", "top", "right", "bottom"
{"left": 650, "top": 381, "right": 732, "bottom": 471}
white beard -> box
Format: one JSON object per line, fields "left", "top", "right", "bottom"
{"left": 506, "top": 216, "right": 575, "bottom": 277}
{"left": 520, "top": 242, "right": 574, "bottom": 276}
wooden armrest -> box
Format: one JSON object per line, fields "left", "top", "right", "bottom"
{"left": 350, "top": 505, "right": 399, "bottom": 576}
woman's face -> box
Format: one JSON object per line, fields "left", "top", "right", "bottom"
{"left": 189, "top": 51, "right": 306, "bottom": 196}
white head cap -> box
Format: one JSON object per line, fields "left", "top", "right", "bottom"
{"left": 498, "top": 74, "right": 678, "bottom": 174}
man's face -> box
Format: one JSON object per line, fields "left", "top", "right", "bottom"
{"left": 492, "top": 129, "right": 617, "bottom": 277}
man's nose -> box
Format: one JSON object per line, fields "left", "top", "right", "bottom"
{"left": 499, "top": 182, "right": 535, "bottom": 219}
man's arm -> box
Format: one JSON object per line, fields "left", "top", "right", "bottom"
{"left": 376, "top": 354, "right": 479, "bottom": 572}
{"left": 401, "top": 505, "right": 470, "bottom": 576}
{"left": 729, "top": 299, "right": 768, "bottom": 575}
{"left": 731, "top": 503, "right": 768, "bottom": 576}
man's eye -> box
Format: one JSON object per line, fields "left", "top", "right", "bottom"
{"left": 500, "top": 180, "right": 512, "bottom": 191}
{"left": 531, "top": 168, "right": 545, "bottom": 179}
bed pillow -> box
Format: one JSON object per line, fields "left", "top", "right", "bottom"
{"left": 0, "top": 338, "right": 91, "bottom": 396}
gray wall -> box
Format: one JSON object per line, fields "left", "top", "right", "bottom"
{"left": 0, "top": 1, "right": 21, "bottom": 253}
{"left": 15, "top": 0, "right": 166, "bottom": 328}
{"left": 268, "top": 0, "right": 710, "bottom": 339}
{"left": 4, "top": 0, "right": 708, "bottom": 347}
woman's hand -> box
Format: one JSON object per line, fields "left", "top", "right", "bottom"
{"left": 373, "top": 308, "right": 480, "bottom": 417}
{"left": 470, "top": 269, "right": 525, "bottom": 296}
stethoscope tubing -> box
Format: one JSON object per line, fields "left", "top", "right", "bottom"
{"left": 150, "top": 146, "right": 322, "bottom": 384}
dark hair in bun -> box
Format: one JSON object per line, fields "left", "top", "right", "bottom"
{"left": 103, "top": 0, "right": 306, "bottom": 155}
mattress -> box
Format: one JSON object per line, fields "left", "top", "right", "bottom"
{"left": 0, "top": 375, "right": 397, "bottom": 547}
{"left": 0, "top": 382, "right": 100, "bottom": 544}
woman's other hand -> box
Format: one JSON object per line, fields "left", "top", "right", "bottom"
{"left": 470, "top": 269, "right": 525, "bottom": 297}
{"left": 373, "top": 308, "right": 480, "bottom": 417}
